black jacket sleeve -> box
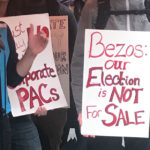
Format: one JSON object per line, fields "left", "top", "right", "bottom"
{"left": 6, "top": 24, "right": 24, "bottom": 87}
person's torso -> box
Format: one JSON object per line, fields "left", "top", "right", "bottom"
{"left": 104, "top": 0, "right": 150, "bottom": 31}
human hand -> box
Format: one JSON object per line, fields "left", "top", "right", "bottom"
{"left": 78, "top": 113, "right": 95, "bottom": 138}
{"left": 27, "top": 24, "right": 48, "bottom": 57}
{"left": 34, "top": 106, "right": 47, "bottom": 116}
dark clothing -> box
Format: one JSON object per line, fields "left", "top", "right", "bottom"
{"left": 0, "top": 115, "right": 11, "bottom": 150}
{"left": 2, "top": 7, "right": 42, "bottom": 150}
{"left": 32, "top": 109, "right": 67, "bottom": 150}
{"left": 6, "top": 0, "right": 47, "bottom": 16}
{"left": 9, "top": 114, "right": 42, "bottom": 150}
{"left": 32, "top": 3, "right": 77, "bottom": 150}
{"left": 0, "top": 22, "right": 23, "bottom": 114}
{"left": 87, "top": 137, "right": 124, "bottom": 150}
{"left": 71, "top": 0, "right": 150, "bottom": 150}
{"left": 0, "top": 22, "right": 23, "bottom": 150}
{"left": 124, "top": 137, "right": 150, "bottom": 150}
{"left": 7, "top": 1, "right": 77, "bottom": 150}
{"left": 6, "top": 25, "right": 23, "bottom": 88}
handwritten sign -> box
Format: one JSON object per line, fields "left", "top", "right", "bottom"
{"left": 50, "top": 16, "right": 70, "bottom": 106}
{"left": 81, "top": 29, "right": 150, "bottom": 138}
{"left": 0, "top": 13, "right": 68, "bottom": 116}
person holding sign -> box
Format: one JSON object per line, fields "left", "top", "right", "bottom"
{"left": 6, "top": 0, "right": 77, "bottom": 150}
{"left": 71, "top": 0, "right": 150, "bottom": 150}
{"left": 0, "top": 12, "right": 48, "bottom": 150}
{"left": 30, "top": 1, "right": 77, "bottom": 150}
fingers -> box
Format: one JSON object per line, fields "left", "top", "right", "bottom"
{"left": 34, "top": 106, "right": 47, "bottom": 116}
{"left": 28, "top": 24, "right": 48, "bottom": 40}
{"left": 27, "top": 24, "right": 49, "bottom": 55}
{"left": 39, "top": 29, "right": 48, "bottom": 39}
{"left": 27, "top": 24, "right": 34, "bottom": 37}
{"left": 30, "top": 24, "right": 34, "bottom": 35}
{"left": 37, "top": 33, "right": 48, "bottom": 49}
{"left": 78, "top": 113, "right": 96, "bottom": 138}
{"left": 38, "top": 29, "right": 49, "bottom": 47}
{"left": 78, "top": 113, "right": 82, "bottom": 126}
{"left": 83, "top": 135, "right": 96, "bottom": 138}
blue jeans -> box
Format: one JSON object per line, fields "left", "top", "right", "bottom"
{"left": 9, "top": 114, "right": 42, "bottom": 150}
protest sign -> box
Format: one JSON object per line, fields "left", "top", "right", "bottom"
{"left": 0, "top": 13, "right": 68, "bottom": 116}
{"left": 50, "top": 16, "right": 70, "bottom": 106}
{"left": 81, "top": 29, "right": 150, "bottom": 138}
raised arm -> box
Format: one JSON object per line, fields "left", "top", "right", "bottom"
{"left": 16, "top": 24, "right": 48, "bottom": 77}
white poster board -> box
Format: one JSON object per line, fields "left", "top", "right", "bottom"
{"left": 0, "top": 13, "right": 68, "bottom": 117}
{"left": 82, "top": 29, "right": 150, "bottom": 138}
{"left": 50, "top": 16, "right": 70, "bottom": 106}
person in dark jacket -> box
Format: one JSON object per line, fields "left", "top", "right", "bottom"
{"left": 71, "top": 0, "right": 150, "bottom": 150}
{"left": 33, "top": 1, "right": 77, "bottom": 150}
{"left": 6, "top": 0, "right": 77, "bottom": 150}
{"left": 0, "top": 2, "right": 48, "bottom": 149}
{"left": 37, "top": 1, "right": 78, "bottom": 150}
{"left": 58, "top": 0, "right": 85, "bottom": 23}
{"left": 0, "top": 22, "right": 48, "bottom": 150}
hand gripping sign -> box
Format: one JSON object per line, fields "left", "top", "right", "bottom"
{"left": 81, "top": 29, "right": 150, "bottom": 138}
{"left": 0, "top": 13, "right": 68, "bottom": 117}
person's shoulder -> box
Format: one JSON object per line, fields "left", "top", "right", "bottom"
{"left": 80, "top": 0, "right": 97, "bottom": 20}
{"left": 83, "top": 0, "right": 97, "bottom": 13}
{"left": 59, "top": 3, "right": 74, "bottom": 16}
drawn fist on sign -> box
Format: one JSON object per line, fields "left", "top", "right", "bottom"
{"left": 27, "top": 24, "right": 48, "bottom": 57}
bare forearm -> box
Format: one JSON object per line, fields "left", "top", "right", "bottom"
{"left": 17, "top": 24, "right": 48, "bottom": 77}
{"left": 16, "top": 47, "right": 36, "bottom": 77}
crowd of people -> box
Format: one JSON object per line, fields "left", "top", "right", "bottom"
{"left": 0, "top": 0, "right": 78, "bottom": 150}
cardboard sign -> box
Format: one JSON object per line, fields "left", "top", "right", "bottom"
{"left": 81, "top": 29, "right": 150, "bottom": 138}
{"left": 50, "top": 16, "right": 70, "bottom": 106}
{"left": 0, "top": 13, "right": 68, "bottom": 116}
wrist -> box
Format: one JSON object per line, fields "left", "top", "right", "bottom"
{"left": 26, "top": 47, "right": 37, "bottom": 59}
